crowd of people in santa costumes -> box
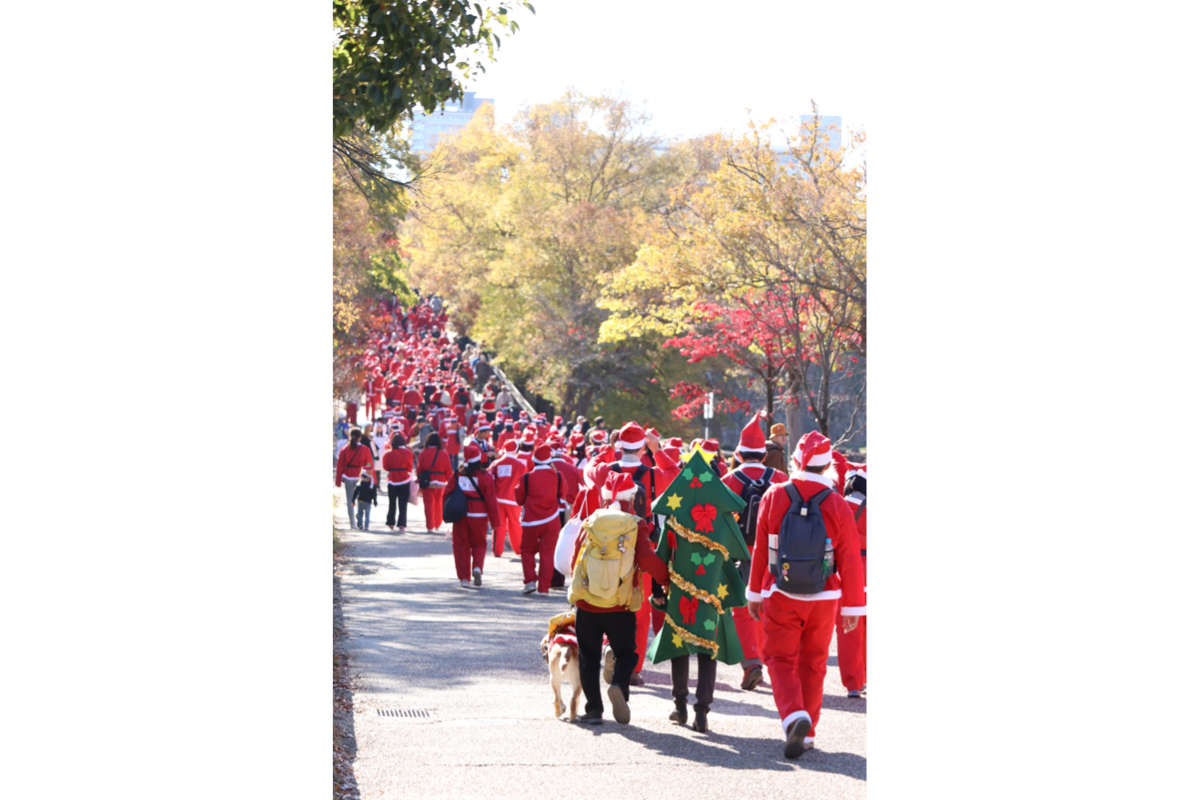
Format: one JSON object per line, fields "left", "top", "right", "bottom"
{"left": 334, "top": 294, "right": 867, "bottom": 758}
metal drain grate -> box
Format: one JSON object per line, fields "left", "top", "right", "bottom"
{"left": 376, "top": 708, "right": 432, "bottom": 719}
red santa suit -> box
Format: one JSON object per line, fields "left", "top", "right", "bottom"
{"left": 335, "top": 440, "right": 374, "bottom": 486}
{"left": 721, "top": 413, "right": 787, "bottom": 678}
{"left": 451, "top": 445, "right": 502, "bottom": 584}
{"left": 365, "top": 374, "right": 384, "bottom": 421}
{"left": 515, "top": 447, "right": 563, "bottom": 594}
{"left": 415, "top": 445, "right": 452, "bottom": 531}
{"left": 487, "top": 443, "right": 527, "bottom": 556}
{"left": 748, "top": 433, "right": 866, "bottom": 751}
{"left": 836, "top": 466, "right": 867, "bottom": 694}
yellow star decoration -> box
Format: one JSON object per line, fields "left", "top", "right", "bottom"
{"left": 716, "top": 583, "right": 729, "bottom": 601}
{"left": 672, "top": 632, "right": 684, "bottom": 648}
{"left": 665, "top": 493, "right": 682, "bottom": 511}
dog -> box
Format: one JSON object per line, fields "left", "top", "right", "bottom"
{"left": 540, "top": 631, "right": 582, "bottom": 721}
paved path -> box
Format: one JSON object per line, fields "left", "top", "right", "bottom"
{"left": 335, "top": 489, "right": 866, "bottom": 799}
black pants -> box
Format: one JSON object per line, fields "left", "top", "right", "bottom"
{"left": 576, "top": 608, "right": 637, "bottom": 715}
{"left": 671, "top": 654, "right": 717, "bottom": 710}
{"left": 386, "top": 483, "right": 410, "bottom": 527}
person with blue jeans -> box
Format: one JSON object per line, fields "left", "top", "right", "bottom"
{"left": 353, "top": 479, "right": 378, "bottom": 531}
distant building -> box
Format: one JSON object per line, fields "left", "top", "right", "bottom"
{"left": 409, "top": 92, "right": 493, "bottom": 154}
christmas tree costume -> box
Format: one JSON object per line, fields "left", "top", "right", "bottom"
{"left": 645, "top": 451, "right": 751, "bottom": 729}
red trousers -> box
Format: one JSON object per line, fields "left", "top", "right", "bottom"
{"left": 420, "top": 487, "right": 445, "bottom": 531}
{"left": 346, "top": 401, "right": 358, "bottom": 424}
{"left": 452, "top": 516, "right": 488, "bottom": 581}
{"left": 365, "top": 397, "right": 379, "bottom": 421}
{"left": 761, "top": 595, "right": 838, "bottom": 739}
{"left": 521, "top": 519, "right": 560, "bottom": 592}
{"left": 836, "top": 598, "right": 866, "bottom": 691}
{"left": 634, "top": 572, "right": 653, "bottom": 674}
{"left": 493, "top": 503, "right": 522, "bottom": 556}
{"left": 732, "top": 605, "right": 763, "bottom": 666}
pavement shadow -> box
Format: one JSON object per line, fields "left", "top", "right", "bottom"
{"left": 632, "top": 681, "right": 781, "bottom": 721}
{"left": 820, "top": 694, "right": 867, "bottom": 714}
{"left": 586, "top": 723, "right": 865, "bottom": 779}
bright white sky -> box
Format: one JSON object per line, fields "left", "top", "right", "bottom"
{"left": 468, "top": 0, "right": 868, "bottom": 143}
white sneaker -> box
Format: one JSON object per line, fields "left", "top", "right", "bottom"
{"left": 523, "top": 581, "right": 537, "bottom": 594}
{"left": 460, "top": 579, "right": 470, "bottom": 588}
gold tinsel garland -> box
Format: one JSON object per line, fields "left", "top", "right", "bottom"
{"left": 668, "top": 565, "right": 725, "bottom": 616}
{"left": 664, "top": 614, "right": 720, "bottom": 657}
{"left": 667, "top": 516, "right": 730, "bottom": 562}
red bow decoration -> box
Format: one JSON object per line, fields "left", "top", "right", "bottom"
{"left": 678, "top": 595, "right": 699, "bottom": 625}
{"left": 690, "top": 503, "right": 718, "bottom": 533}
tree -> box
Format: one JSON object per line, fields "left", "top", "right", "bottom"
{"left": 646, "top": 450, "right": 750, "bottom": 665}
{"left": 599, "top": 112, "right": 867, "bottom": 447}
{"left": 332, "top": 1, "right": 532, "bottom": 198}
{"left": 404, "top": 93, "right": 684, "bottom": 419}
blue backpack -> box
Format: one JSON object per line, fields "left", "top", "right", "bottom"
{"left": 769, "top": 486, "right": 834, "bottom": 594}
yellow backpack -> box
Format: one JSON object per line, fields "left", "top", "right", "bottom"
{"left": 568, "top": 508, "right": 643, "bottom": 611}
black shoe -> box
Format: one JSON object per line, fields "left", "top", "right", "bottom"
{"left": 628, "top": 673, "right": 644, "bottom": 687}
{"left": 784, "top": 716, "right": 812, "bottom": 759}
{"left": 578, "top": 711, "right": 603, "bottom": 725}
{"left": 741, "top": 665, "right": 763, "bottom": 691}
{"left": 668, "top": 699, "right": 688, "bottom": 726}
{"left": 692, "top": 706, "right": 709, "bottom": 733}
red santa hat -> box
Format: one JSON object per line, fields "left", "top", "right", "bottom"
{"left": 520, "top": 428, "right": 537, "bottom": 445}
{"left": 533, "top": 443, "right": 552, "bottom": 464}
{"left": 502, "top": 439, "right": 518, "bottom": 453}
{"left": 601, "top": 471, "right": 637, "bottom": 503}
{"left": 616, "top": 421, "right": 645, "bottom": 450}
{"left": 665, "top": 436, "right": 684, "bottom": 449}
{"left": 475, "top": 420, "right": 492, "bottom": 433}
{"left": 831, "top": 450, "right": 850, "bottom": 491}
{"left": 645, "top": 427, "right": 660, "bottom": 440}
{"left": 846, "top": 461, "right": 867, "bottom": 481}
{"left": 464, "top": 443, "right": 482, "bottom": 465}
{"left": 700, "top": 438, "right": 721, "bottom": 455}
{"left": 553, "top": 415, "right": 563, "bottom": 425}
{"left": 736, "top": 411, "right": 767, "bottom": 454}
{"left": 568, "top": 432, "right": 585, "bottom": 449}
{"left": 792, "top": 430, "right": 833, "bottom": 471}
{"left": 588, "top": 429, "right": 608, "bottom": 446}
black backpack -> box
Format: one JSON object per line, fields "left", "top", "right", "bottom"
{"left": 770, "top": 485, "right": 834, "bottom": 595}
{"left": 417, "top": 447, "right": 441, "bottom": 489}
{"left": 442, "top": 473, "right": 480, "bottom": 523}
{"left": 736, "top": 466, "right": 776, "bottom": 551}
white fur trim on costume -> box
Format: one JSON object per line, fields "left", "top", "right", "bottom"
{"left": 768, "top": 533, "right": 778, "bottom": 549}
{"left": 521, "top": 512, "right": 560, "bottom": 526}
{"left": 621, "top": 438, "right": 645, "bottom": 449}
{"left": 804, "top": 736, "right": 815, "bottom": 745}
{"left": 759, "top": 584, "right": 841, "bottom": 602}
{"left": 497, "top": 498, "right": 518, "bottom": 506}
{"left": 840, "top": 606, "right": 867, "bottom": 615}
{"left": 781, "top": 709, "right": 812, "bottom": 734}
{"left": 846, "top": 495, "right": 863, "bottom": 505}
{"left": 787, "top": 470, "right": 834, "bottom": 488}
{"left": 466, "top": 512, "right": 488, "bottom": 518}
{"left": 746, "top": 590, "right": 763, "bottom": 602}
